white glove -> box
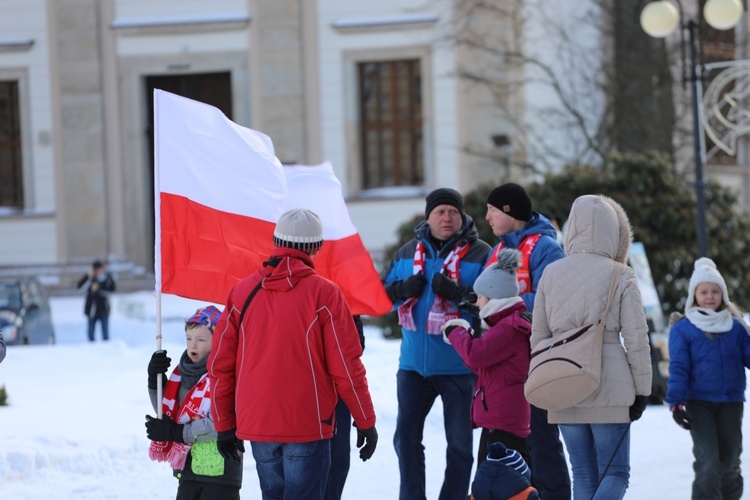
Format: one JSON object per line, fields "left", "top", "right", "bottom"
{"left": 441, "top": 318, "right": 472, "bottom": 345}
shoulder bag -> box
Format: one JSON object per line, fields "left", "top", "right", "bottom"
{"left": 524, "top": 263, "right": 624, "bottom": 411}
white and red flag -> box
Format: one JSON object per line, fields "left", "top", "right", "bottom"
{"left": 153, "top": 89, "right": 391, "bottom": 316}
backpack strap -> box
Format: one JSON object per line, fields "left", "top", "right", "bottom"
{"left": 599, "top": 263, "right": 625, "bottom": 327}
{"left": 237, "top": 257, "right": 280, "bottom": 327}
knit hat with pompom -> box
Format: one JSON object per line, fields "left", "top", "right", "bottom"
{"left": 486, "top": 441, "right": 531, "bottom": 480}
{"left": 686, "top": 257, "right": 729, "bottom": 310}
{"left": 472, "top": 248, "right": 521, "bottom": 300}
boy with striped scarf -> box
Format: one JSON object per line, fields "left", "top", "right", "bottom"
{"left": 145, "top": 306, "right": 242, "bottom": 499}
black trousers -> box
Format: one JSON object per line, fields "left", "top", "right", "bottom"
{"left": 526, "top": 404, "right": 572, "bottom": 500}
{"left": 687, "top": 400, "right": 744, "bottom": 500}
{"left": 176, "top": 480, "right": 240, "bottom": 500}
{"left": 476, "top": 427, "right": 530, "bottom": 469}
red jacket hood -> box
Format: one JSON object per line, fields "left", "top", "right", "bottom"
{"left": 262, "top": 247, "right": 317, "bottom": 292}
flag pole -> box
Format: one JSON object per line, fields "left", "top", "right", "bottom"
{"left": 154, "top": 89, "right": 164, "bottom": 419}
{"left": 156, "top": 290, "right": 163, "bottom": 418}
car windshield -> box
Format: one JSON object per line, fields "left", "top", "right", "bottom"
{"left": 0, "top": 282, "right": 22, "bottom": 310}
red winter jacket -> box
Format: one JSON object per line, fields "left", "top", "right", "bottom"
{"left": 448, "top": 300, "right": 531, "bottom": 438}
{"left": 208, "top": 247, "right": 376, "bottom": 442}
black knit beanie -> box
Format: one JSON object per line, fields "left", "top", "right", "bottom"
{"left": 425, "top": 188, "right": 464, "bottom": 218}
{"left": 486, "top": 183, "right": 532, "bottom": 221}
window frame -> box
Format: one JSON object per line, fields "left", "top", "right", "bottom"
{"left": 0, "top": 79, "right": 24, "bottom": 208}
{"left": 357, "top": 59, "right": 423, "bottom": 190}
{"left": 0, "top": 68, "right": 32, "bottom": 213}
{"left": 344, "top": 47, "right": 433, "bottom": 196}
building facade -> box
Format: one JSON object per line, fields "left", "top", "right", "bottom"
{"left": 0, "top": 0, "right": 525, "bottom": 285}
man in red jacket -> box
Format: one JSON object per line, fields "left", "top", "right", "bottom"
{"left": 208, "top": 208, "right": 378, "bottom": 499}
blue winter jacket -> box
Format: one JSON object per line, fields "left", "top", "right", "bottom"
{"left": 487, "top": 212, "right": 565, "bottom": 312}
{"left": 382, "top": 215, "right": 491, "bottom": 376}
{"left": 666, "top": 317, "right": 750, "bottom": 406}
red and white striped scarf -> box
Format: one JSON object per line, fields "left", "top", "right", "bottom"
{"left": 398, "top": 241, "right": 470, "bottom": 334}
{"left": 148, "top": 367, "right": 212, "bottom": 470}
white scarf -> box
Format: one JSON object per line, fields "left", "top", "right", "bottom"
{"left": 480, "top": 297, "right": 524, "bottom": 330}
{"left": 685, "top": 306, "right": 734, "bottom": 333}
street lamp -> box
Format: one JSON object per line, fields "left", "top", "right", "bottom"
{"left": 639, "top": 0, "right": 745, "bottom": 258}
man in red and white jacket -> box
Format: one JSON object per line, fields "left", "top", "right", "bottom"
{"left": 208, "top": 208, "right": 377, "bottom": 500}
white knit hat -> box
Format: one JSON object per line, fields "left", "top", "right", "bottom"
{"left": 686, "top": 257, "right": 729, "bottom": 310}
{"left": 273, "top": 208, "right": 324, "bottom": 253}
{"left": 473, "top": 248, "right": 520, "bottom": 300}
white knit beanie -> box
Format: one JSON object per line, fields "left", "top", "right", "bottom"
{"left": 686, "top": 257, "right": 729, "bottom": 310}
{"left": 273, "top": 208, "right": 324, "bottom": 253}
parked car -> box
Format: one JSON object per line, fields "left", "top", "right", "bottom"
{"left": 0, "top": 277, "right": 56, "bottom": 345}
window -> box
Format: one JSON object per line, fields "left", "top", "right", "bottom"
{"left": 358, "top": 60, "right": 423, "bottom": 189}
{"left": 0, "top": 80, "right": 23, "bottom": 208}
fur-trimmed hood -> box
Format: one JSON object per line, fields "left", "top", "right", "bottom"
{"left": 564, "top": 194, "right": 632, "bottom": 264}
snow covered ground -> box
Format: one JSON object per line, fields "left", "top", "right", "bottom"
{"left": 0, "top": 291, "right": 746, "bottom": 499}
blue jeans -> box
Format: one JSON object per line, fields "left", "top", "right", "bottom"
{"left": 687, "top": 400, "right": 744, "bottom": 500}
{"left": 87, "top": 315, "right": 109, "bottom": 342}
{"left": 559, "top": 423, "right": 630, "bottom": 500}
{"left": 324, "top": 399, "right": 351, "bottom": 500}
{"left": 393, "top": 369, "right": 474, "bottom": 500}
{"left": 250, "top": 440, "right": 331, "bottom": 500}
{"left": 527, "top": 405, "right": 571, "bottom": 499}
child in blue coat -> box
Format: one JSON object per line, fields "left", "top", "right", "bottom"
{"left": 666, "top": 257, "right": 750, "bottom": 500}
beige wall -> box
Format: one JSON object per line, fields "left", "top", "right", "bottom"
{"left": 0, "top": 0, "right": 529, "bottom": 275}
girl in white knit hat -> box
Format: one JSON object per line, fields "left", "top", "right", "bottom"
{"left": 666, "top": 257, "right": 750, "bottom": 500}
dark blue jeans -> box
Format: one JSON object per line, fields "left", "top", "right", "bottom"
{"left": 687, "top": 400, "right": 743, "bottom": 500}
{"left": 87, "top": 315, "right": 109, "bottom": 342}
{"left": 393, "top": 369, "right": 474, "bottom": 500}
{"left": 250, "top": 439, "right": 331, "bottom": 500}
{"left": 559, "top": 423, "right": 630, "bottom": 500}
{"left": 324, "top": 399, "right": 351, "bottom": 500}
{"left": 527, "top": 404, "right": 571, "bottom": 499}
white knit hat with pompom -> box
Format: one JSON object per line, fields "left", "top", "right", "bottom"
{"left": 686, "top": 257, "right": 729, "bottom": 310}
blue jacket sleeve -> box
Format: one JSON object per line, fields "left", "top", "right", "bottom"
{"left": 666, "top": 321, "right": 690, "bottom": 406}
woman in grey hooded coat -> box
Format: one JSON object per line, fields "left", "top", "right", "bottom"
{"left": 530, "top": 195, "right": 652, "bottom": 500}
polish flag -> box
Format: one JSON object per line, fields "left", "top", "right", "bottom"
{"left": 154, "top": 90, "right": 392, "bottom": 316}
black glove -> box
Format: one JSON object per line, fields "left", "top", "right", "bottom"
{"left": 629, "top": 395, "right": 648, "bottom": 421}
{"left": 353, "top": 315, "right": 365, "bottom": 350}
{"left": 145, "top": 415, "right": 184, "bottom": 443}
{"left": 444, "top": 324, "right": 461, "bottom": 337}
{"left": 147, "top": 350, "right": 171, "bottom": 390}
{"left": 355, "top": 425, "right": 378, "bottom": 461}
{"left": 457, "top": 297, "right": 480, "bottom": 319}
{"left": 386, "top": 274, "right": 427, "bottom": 302}
{"left": 217, "top": 429, "right": 245, "bottom": 462}
{"left": 431, "top": 273, "right": 473, "bottom": 303}
{"left": 671, "top": 404, "right": 692, "bottom": 430}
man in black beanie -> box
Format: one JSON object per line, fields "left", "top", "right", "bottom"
{"left": 484, "top": 183, "right": 571, "bottom": 500}
{"left": 382, "top": 188, "right": 491, "bottom": 500}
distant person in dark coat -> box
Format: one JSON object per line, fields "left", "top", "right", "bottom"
{"left": 0, "top": 329, "right": 5, "bottom": 363}
{"left": 77, "top": 260, "right": 116, "bottom": 341}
